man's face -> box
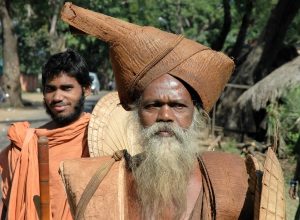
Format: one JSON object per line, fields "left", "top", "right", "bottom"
{"left": 43, "top": 73, "right": 91, "bottom": 125}
{"left": 133, "top": 75, "right": 203, "bottom": 218}
{"left": 138, "top": 74, "right": 195, "bottom": 134}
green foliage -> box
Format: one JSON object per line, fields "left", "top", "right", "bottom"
{"left": 221, "top": 138, "right": 241, "bottom": 155}
{"left": 266, "top": 102, "right": 281, "bottom": 146}
{"left": 1, "top": 0, "right": 299, "bottom": 81}
{"left": 13, "top": 1, "right": 60, "bottom": 74}
{"left": 285, "top": 12, "right": 300, "bottom": 45}
{"left": 18, "top": 24, "right": 50, "bottom": 74}
{"left": 279, "top": 86, "right": 300, "bottom": 149}
{"left": 266, "top": 86, "right": 300, "bottom": 154}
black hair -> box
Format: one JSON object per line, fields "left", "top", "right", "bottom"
{"left": 179, "top": 78, "right": 203, "bottom": 110}
{"left": 42, "top": 49, "right": 92, "bottom": 92}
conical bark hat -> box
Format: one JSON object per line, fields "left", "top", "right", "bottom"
{"left": 61, "top": 2, "right": 234, "bottom": 112}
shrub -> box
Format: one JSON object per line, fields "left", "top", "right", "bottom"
{"left": 266, "top": 86, "right": 300, "bottom": 155}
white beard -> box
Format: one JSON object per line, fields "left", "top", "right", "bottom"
{"left": 131, "top": 108, "right": 206, "bottom": 219}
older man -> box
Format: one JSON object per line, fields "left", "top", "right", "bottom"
{"left": 59, "top": 3, "right": 285, "bottom": 220}
{"left": 131, "top": 73, "right": 213, "bottom": 219}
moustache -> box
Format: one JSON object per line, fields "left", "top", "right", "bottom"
{"left": 50, "top": 101, "right": 67, "bottom": 107}
{"left": 144, "top": 122, "right": 187, "bottom": 142}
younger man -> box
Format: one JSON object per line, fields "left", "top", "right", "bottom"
{"left": 0, "top": 49, "right": 92, "bottom": 219}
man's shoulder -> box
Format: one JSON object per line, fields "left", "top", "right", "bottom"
{"left": 7, "top": 121, "right": 32, "bottom": 140}
{"left": 8, "top": 121, "right": 31, "bottom": 129}
{"left": 38, "top": 113, "right": 90, "bottom": 130}
{"left": 199, "top": 151, "right": 243, "bottom": 162}
{"left": 198, "top": 151, "right": 253, "bottom": 219}
{"left": 198, "top": 151, "right": 247, "bottom": 180}
{"left": 59, "top": 156, "right": 126, "bottom": 216}
{"left": 199, "top": 150, "right": 245, "bottom": 166}
{"left": 198, "top": 151, "right": 247, "bottom": 184}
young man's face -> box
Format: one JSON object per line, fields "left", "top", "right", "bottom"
{"left": 138, "top": 74, "right": 194, "bottom": 136}
{"left": 43, "top": 73, "right": 91, "bottom": 125}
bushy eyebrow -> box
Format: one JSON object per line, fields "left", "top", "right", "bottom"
{"left": 45, "top": 83, "right": 74, "bottom": 88}
{"left": 142, "top": 99, "right": 189, "bottom": 105}
{"left": 60, "top": 84, "right": 74, "bottom": 88}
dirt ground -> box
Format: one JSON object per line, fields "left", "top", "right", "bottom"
{"left": 0, "top": 92, "right": 47, "bottom": 121}
{"left": 282, "top": 158, "right": 298, "bottom": 220}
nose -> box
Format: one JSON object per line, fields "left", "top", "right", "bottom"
{"left": 52, "top": 90, "right": 64, "bottom": 101}
{"left": 157, "top": 105, "right": 174, "bottom": 123}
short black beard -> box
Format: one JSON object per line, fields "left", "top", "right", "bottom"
{"left": 44, "top": 94, "right": 85, "bottom": 126}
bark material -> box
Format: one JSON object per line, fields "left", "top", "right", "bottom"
{"left": 0, "top": 0, "right": 23, "bottom": 107}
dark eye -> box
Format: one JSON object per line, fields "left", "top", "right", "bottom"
{"left": 143, "top": 102, "right": 161, "bottom": 110}
{"left": 62, "top": 86, "right": 73, "bottom": 91}
{"left": 171, "top": 103, "right": 186, "bottom": 110}
{"left": 44, "top": 86, "right": 55, "bottom": 93}
{"left": 144, "top": 104, "right": 156, "bottom": 109}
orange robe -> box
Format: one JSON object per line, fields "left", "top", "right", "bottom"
{"left": 0, "top": 113, "right": 90, "bottom": 220}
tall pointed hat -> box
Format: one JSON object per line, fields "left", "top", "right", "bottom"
{"left": 61, "top": 2, "right": 234, "bottom": 112}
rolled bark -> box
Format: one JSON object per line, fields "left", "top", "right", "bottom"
{"left": 38, "top": 136, "right": 50, "bottom": 220}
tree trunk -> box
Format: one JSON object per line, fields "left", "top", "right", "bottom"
{"left": 235, "top": 0, "right": 300, "bottom": 85}
{"left": 253, "top": 0, "right": 300, "bottom": 82}
{"left": 49, "top": 0, "right": 65, "bottom": 54}
{"left": 211, "top": 0, "right": 231, "bottom": 51}
{"left": 0, "top": 0, "right": 23, "bottom": 107}
{"left": 229, "top": 0, "right": 255, "bottom": 60}
{"left": 216, "top": 0, "right": 300, "bottom": 133}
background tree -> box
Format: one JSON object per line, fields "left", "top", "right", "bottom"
{"left": 18, "top": 0, "right": 66, "bottom": 76}
{"left": 0, "top": 0, "right": 23, "bottom": 107}
{"left": 216, "top": 0, "right": 300, "bottom": 133}
{"left": 211, "top": 0, "right": 231, "bottom": 51}
{"left": 229, "top": 0, "right": 255, "bottom": 60}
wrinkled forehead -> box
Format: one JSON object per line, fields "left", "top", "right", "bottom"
{"left": 139, "top": 74, "right": 202, "bottom": 107}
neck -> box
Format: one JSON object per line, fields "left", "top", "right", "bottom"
{"left": 40, "top": 112, "right": 85, "bottom": 129}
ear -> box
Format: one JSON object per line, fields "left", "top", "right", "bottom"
{"left": 83, "top": 86, "right": 92, "bottom": 97}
